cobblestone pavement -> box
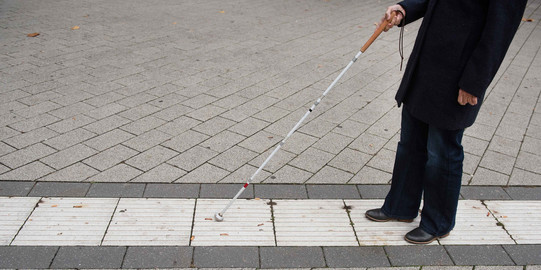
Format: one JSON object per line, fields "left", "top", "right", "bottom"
{"left": 1, "top": 0, "right": 541, "bottom": 268}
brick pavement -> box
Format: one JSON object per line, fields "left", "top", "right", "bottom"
{"left": 1, "top": 0, "right": 541, "bottom": 268}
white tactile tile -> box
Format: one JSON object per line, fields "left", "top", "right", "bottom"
{"left": 439, "top": 200, "right": 514, "bottom": 245}
{"left": 274, "top": 200, "right": 357, "bottom": 246}
{"left": 103, "top": 198, "right": 195, "bottom": 246}
{"left": 485, "top": 200, "right": 541, "bottom": 244}
{"left": 12, "top": 197, "right": 118, "bottom": 246}
{"left": 0, "top": 197, "right": 40, "bottom": 245}
{"left": 191, "top": 199, "right": 274, "bottom": 246}
{"left": 345, "top": 200, "right": 429, "bottom": 246}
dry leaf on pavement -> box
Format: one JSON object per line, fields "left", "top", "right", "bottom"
{"left": 27, "top": 33, "right": 40, "bottom": 37}
{"left": 71, "top": 26, "right": 80, "bottom": 30}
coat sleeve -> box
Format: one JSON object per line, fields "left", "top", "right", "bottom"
{"left": 397, "top": 0, "right": 429, "bottom": 25}
{"left": 458, "top": 0, "right": 527, "bottom": 98}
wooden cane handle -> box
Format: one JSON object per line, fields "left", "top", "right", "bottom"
{"left": 360, "top": 11, "right": 396, "bottom": 53}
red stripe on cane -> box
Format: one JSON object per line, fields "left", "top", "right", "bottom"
{"left": 243, "top": 183, "right": 249, "bottom": 188}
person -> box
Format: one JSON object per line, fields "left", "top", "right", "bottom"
{"left": 365, "top": 0, "right": 527, "bottom": 244}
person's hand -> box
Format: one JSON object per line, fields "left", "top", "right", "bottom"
{"left": 380, "top": 4, "right": 406, "bottom": 32}
{"left": 458, "top": 89, "right": 478, "bottom": 106}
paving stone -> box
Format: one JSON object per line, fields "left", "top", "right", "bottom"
{"left": 8, "top": 113, "right": 60, "bottom": 133}
{"left": 187, "top": 104, "right": 226, "bottom": 121}
{"left": 306, "top": 166, "right": 354, "bottom": 184}
{"left": 503, "top": 245, "right": 541, "bottom": 265}
{"left": 479, "top": 150, "right": 515, "bottom": 175}
{"left": 446, "top": 245, "right": 515, "bottom": 266}
{"left": 153, "top": 104, "right": 194, "bottom": 122}
{"left": 349, "top": 133, "right": 388, "bottom": 155}
{"left": 121, "top": 116, "right": 166, "bottom": 135}
{"left": 349, "top": 166, "right": 392, "bottom": 184}
{"left": 83, "top": 144, "right": 138, "bottom": 171}
{"left": 0, "top": 246, "right": 58, "bottom": 269}
{"left": 131, "top": 163, "right": 187, "bottom": 183}
{"left": 228, "top": 117, "right": 270, "bottom": 137}
{"left": 83, "top": 115, "right": 131, "bottom": 134}
{"left": 86, "top": 164, "right": 142, "bottom": 183}
{"left": 298, "top": 119, "right": 337, "bottom": 138}
{"left": 333, "top": 119, "right": 369, "bottom": 138}
{"left": 118, "top": 103, "right": 161, "bottom": 121}
{"left": 0, "top": 181, "right": 34, "bottom": 196}
{"left": 324, "top": 247, "right": 390, "bottom": 268}
{"left": 3, "top": 127, "right": 58, "bottom": 150}
{"left": 385, "top": 246, "right": 454, "bottom": 266}
{"left": 193, "top": 247, "right": 259, "bottom": 268}
{"left": 239, "top": 130, "right": 282, "bottom": 153}
{"left": 265, "top": 165, "right": 313, "bottom": 184}
{"left": 28, "top": 181, "right": 91, "bottom": 197}
{"left": 254, "top": 184, "right": 308, "bottom": 199}
{"left": 122, "top": 129, "right": 172, "bottom": 152}
{"left": 125, "top": 145, "right": 178, "bottom": 171}
{"left": 474, "top": 267, "right": 522, "bottom": 270}
{"left": 460, "top": 186, "right": 511, "bottom": 200}
{"left": 208, "top": 146, "right": 258, "bottom": 172}
{"left": 161, "top": 130, "right": 209, "bottom": 152}
{"left": 281, "top": 132, "right": 319, "bottom": 155}
{"left": 200, "top": 183, "right": 254, "bottom": 199}
{"left": 470, "top": 167, "right": 510, "bottom": 185}
{"left": 329, "top": 148, "right": 371, "bottom": 174}
{"left": 503, "top": 186, "right": 541, "bottom": 200}
{"left": 144, "top": 183, "right": 200, "bottom": 198}
{"left": 289, "top": 147, "right": 335, "bottom": 173}
{"left": 84, "top": 128, "right": 135, "bottom": 151}
{"left": 40, "top": 144, "right": 97, "bottom": 170}
{"left": 176, "top": 163, "right": 230, "bottom": 183}
{"left": 509, "top": 168, "right": 541, "bottom": 186}
{"left": 47, "top": 114, "right": 95, "bottom": 133}
{"left": 51, "top": 246, "right": 125, "bottom": 269}
{"left": 200, "top": 130, "right": 246, "bottom": 152}
{"left": 43, "top": 128, "right": 96, "bottom": 150}
{"left": 311, "top": 132, "right": 354, "bottom": 155}
{"left": 0, "top": 161, "right": 55, "bottom": 181}
{"left": 123, "top": 246, "right": 193, "bottom": 268}
{"left": 219, "top": 164, "right": 271, "bottom": 184}
{"left": 357, "top": 184, "right": 390, "bottom": 199}
{"left": 249, "top": 148, "right": 297, "bottom": 173}
{"left": 366, "top": 148, "right": 395, "bottom": 173}
{"left": 40, "top": 162, "right": 99, "bottom": 182}
{"left": 86, "top": 183, "right": 145, "bottom": 197}
{"left": 515, "top": 151, "right": 541, "bottom": 174}
{"left": 488, "top": 136, "right": 522, "bottom": 157}
{"left": 167, "top": 145, "right": 218, "bottom": 171}
{"left": 260, "top": 247, "right": 326, "bottom": 268}
{"left": 462, "top": 135, "right": 489, "bottom": 156}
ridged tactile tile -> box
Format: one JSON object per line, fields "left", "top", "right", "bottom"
{"left": 191, "top": 199, "right": 274, "bottom": 246}
{"left": 439, "top": 200, "right": 514, "bottom": 245}
{"left": 12, "top": 197, "right": 118, "bottom": 246}
{"left": 345, "top": 200, "right": 429, "bottom": 246}
{"left": 0, "top": 197, "right": 40, "bottom": 245}
{"left": 485, "top": 200, "right": 541, "bottom": 244}
{"left": 273, "top": 199, "right": 357, "bottom": 246}
{"left": 102, "top": 198, "right": 195, "bottom": 246}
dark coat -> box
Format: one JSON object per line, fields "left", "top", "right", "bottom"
{"left": 395, "top": 0, "right": 527, "bottom": 130}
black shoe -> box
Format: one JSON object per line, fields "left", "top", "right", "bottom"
{"left": 404, "top": 227, "right": 449, "bottom": 244}
{"left": 365, "top": 208, "right": 413, "bottom": 223}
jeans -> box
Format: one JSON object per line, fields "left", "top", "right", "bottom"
{"left": 381, "top": 107, "right": 464, "bottom": 236}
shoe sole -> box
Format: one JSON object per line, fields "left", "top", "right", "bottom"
{"left": 365, "top": 213, "right": 413, "bottom": 223}
{"left": 404, "top": 233, "right": 450, "bottom": 245}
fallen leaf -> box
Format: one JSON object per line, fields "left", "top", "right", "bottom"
{"left": 71, "top": 26, "right": 80, "bottom": 30}
{"left": 257, "top": 223, "right": 264, "bottom": 226}
{"left": 486, "top": 212, "right": 490, "bottom": 217}
{"left": 254, "top": 197, "right": 261, "bottom": 200}
{"left": 83, "top": 14, "right": 89, "bottom": 18}
{"left": 219, "top": 10, "right": 225, "bottom": 13}
{"left": 268, "top": 136, "right": 273, "bottom": 139}
{"left": 220, "top": 233, "right": 229, "bottom": 236}
{"left": 190, "top": 236, "right": 195, "bottom": 241}
{"left": 73, "top": 205, "right": 83, "bottom": 208}
{"left": 357, "top": 26, "right": 363, "bottom": 29}
{"left": 317, "top": 64, "right": 323, "bottom": 68}
{"left": 205, "top": 218, "right": 213, "bottom": 221}
{"left": 51, "top": 205, "right": 58, "bottom": 207}
{"left": 173, "top": 22, "right": 177, "bottom": 25}
{"left": 522, "top": 18, "right": 534, "bottom": 22}
{"left": 27, "top": 32, "right": 40, "bottom": 37}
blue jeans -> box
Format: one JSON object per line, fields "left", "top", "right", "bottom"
{"left": 382, "top": 107, "right": 464, "bottom": 236}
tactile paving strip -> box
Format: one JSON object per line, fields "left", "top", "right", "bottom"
{"left": 439, "top": 200, "right": 514, "bottom": 245}
{"left": 273, "top": 200, "right": 357, "bottom": 246}
{"left": 103, "top": 198, "right": 195, "bottom": 246}
{"left": 345, "top": 199, "right": 429, "bottom": 246}
{"left": 12, "top": 197, "right": 118, "bottom": 246}
{"left": 0, "top": 197, "right": 40, "bottom": 245}
{"left": 191, "top": 199, "right": 275, "bottom": 246}
{"left": 485, "top": 200, "right": 541, "bottom": 244}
